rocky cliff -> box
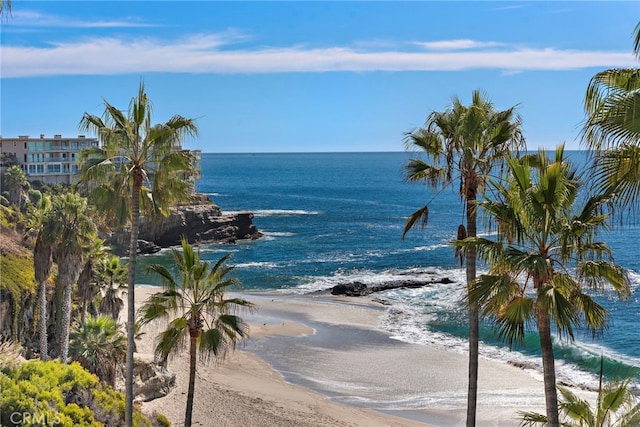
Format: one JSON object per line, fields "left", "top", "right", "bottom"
{"left": 108, "top": 198, "right": 263, "bottom": 255}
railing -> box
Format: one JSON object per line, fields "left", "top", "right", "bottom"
{"left": 28, "top": 157, "right": 76, "bottom": 163}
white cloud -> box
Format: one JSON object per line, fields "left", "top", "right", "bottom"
{"left": 7, "top": 10, "right": 156, "bottom": 28}
{"left": 2, "top": 35, "right": 637, "bottom": 78}
{"left": 414, "top": 39, "right": 504, "bottom": 50}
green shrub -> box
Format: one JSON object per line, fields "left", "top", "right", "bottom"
{"left": 0, "top": 360, "right": 153, "bottom": 427}
{"left": 27, "top": 189, "right": 42, "bottom": 205}
{"left": 0, "top": 253, "right": 36, "bottom": 296}
{"left": 154, "top": 412, "right": 172, "bottom": 427}
{"left": 0, "top": 253, "right": 36, "bottom": 341}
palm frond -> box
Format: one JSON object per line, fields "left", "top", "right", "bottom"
{"left": 402, "top": 205, "right": 429, "bottom": 239}
{"left": 578, "top": 260, "right": 630, "bottom": 297}
{"left": 495, "top": 296, "right": 535, "bottom": 347}
{"left": 154, "top": 316, "right": 188, "bottom": 362}
{"left": 517, "top": 410, "right": 548, "bottom": 426}
{"left": 556, "top": 386, "right": 595, "bottom": 426}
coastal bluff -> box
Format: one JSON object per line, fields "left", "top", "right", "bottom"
{"left": 107, "top": 195, "right": 263, "bottom": 255}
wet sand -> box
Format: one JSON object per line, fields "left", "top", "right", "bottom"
{"left": 134, "top": 287, "right": 594, "bottom": 426}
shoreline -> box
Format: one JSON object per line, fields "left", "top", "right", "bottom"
{"left": 132, "top": 286, "right": 595, "bottom": 426}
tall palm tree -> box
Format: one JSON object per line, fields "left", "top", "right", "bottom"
{"left": 96, "top": 256, "right": 128, "bottom": 321}
{"left": 47, "top": 193, "right": 98, "bottom": 363}
{"left": 4, "top": 165, "right": 27, "bottom": 208}
{"left": 463, "top": 146, "right": 630, "bottom": 425}
{"left": 583, "top": 22, "right": 640, "bottom": 207}
{"left": 403, "top": 89, "right": 525, "bottom": 426}
{"left": 138, "top": 239, "right": 253, "bottom": 427}
{"left": 78, "top": 80, "right": 198, "bottom": 426}
{"left": 69, "top": 315, "right": 127, "bottom": 387}
{"left": 77, "top": 237, "right": 106, "bottom": 324}
{"left": 25, "top": 196, "right": 54, "bottom": 360}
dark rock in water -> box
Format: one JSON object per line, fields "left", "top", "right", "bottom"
{"left": 107, "top": 196, "right": 263, "bottom": 256}
{"left": 137, "top": 240, "right": 162, "bottom": 255}
{"left": 329, "top": 276, "right": 457, "bottom": 296}
{"left": 331, "top": 282, "right": 371, "bottom": 296}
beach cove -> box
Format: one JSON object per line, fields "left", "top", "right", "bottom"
{"left": 136, "top": 287, "right": 590, "bottom": 426}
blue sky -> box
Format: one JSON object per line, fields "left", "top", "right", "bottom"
{"left": 2, "top": 1, "right": 640, "bottom": 153}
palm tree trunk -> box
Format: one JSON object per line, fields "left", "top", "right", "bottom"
{"left": 59, "top": 282, "right": 72, "bottom": 363}
{"left": 537, "top": 306, "right": 559, "bottom": 426}
{"left": 77, "top": 261, "right": 93, "bottom": 324}
{"left": 58, "top": 254, "right": 82, "bottom": 364}
{"left": 38, "top": 279, "right": 48, "bottom": 360}
{"left": 125, "top": 178, "right": 142, "bottom": 427}
{"left": 466, "top": 189, "right": 479, "bottom": 427}
{"left": 34, "top": 237, "right": 52, "bottom": 361}
{"left": 184, "top": 331, "right": 198, "bottom": 427}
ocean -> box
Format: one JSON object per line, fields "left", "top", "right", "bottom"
{"left": 136, "top": 151, "right": 640, "bottom": 394}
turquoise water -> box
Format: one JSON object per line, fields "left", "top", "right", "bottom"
{"left": 136, "top": 151, "right": 640, "bottom": 390}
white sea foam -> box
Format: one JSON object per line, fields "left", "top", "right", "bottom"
{"left": 243, "top": 209, "right": 322, "bottom": 217}
{"left": 410, "top": 244, "right": 450, "bottom": 252}
{"left": 262, "top": 231, "right": 296, "bottom": 237}
{"left": 235, "top": 261, "right": 280, "bottom": 269}
{"left": 288, "top": 266, "right": 633, "bottom": 392}
{"left": 628, "top": 270, "right": 640, "bottom": 290}
{"left": 196, "top": 247, "right": 240, "bottom": 254}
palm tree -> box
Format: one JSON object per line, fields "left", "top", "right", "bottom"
{"left": 69, "top": 315, "right": 127, "bottom": 387}
{"left": 519, "top": 381, "right": 640, "bottom": 426}
{"left": 4, "top": 165, "right": 27, "bottom": 208}
{"left": 78, "top": 80, "right": 198, "bottom": 426}
{"left": 77, "top": 237, "right": 106, "bottom": 324}
{"left": 138, "top": 239, "right": 253, "bottom": 427}
{"left": 48, "top": 193, "right": 98, "bottom": 363}
{"left": 96, "top": 256, "right": 128, "bottom": 321}
{"left": 403, "top": 89, "right": 525, "bottom": 426}
{"left": 463, "top": 145, "right": 630, "bottom": 425}
{"left": 25, "top": 196, "right": 54, "bottom": 360}
{"left": 583, "top": 22, "right": 640, "bottom": 207}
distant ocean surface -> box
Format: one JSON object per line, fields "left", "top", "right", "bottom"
{"left": 136, "top": 151, "right": 640, "bottom": 392}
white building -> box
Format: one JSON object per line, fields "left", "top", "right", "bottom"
{"left": 0, "top": 134, "right": 99, "bottom": 185}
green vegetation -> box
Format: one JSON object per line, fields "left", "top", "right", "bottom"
{"left": 96, "top": 256, "right": 128, "bottom": 320}
{"left": 153, "top": 412, "right": 172, "bottom": 427}
{"left": 78, "top": 80, "right": 199, "bottom": 425}
{"left": 0, "top": 360, "right": 153, "bottom": 427}
{"left": 403, "top": 89, "right": 525, "bottom": 426}
{"left": 139, "top": 239, "right": 253, "bottom": 427}
{"left": 0, "top": 253, "right": 36, "bottom": 342}
{"left": 583, "top": 23, "right": 640, "bottom": 211}
{"left": 69, "top": 315, "right": 126, "bottom": 387}
{"left": 1, "top": 252, "right": 36, "bottom": 297}
{"left": 461, "top": 146, "right": 630, "bottom": 425}
{"left": 519, "top": 381, "right": 640, "bottom": 426}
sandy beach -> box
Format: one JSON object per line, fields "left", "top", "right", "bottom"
{"left": 132, "top": 286, "right": 593, "bottom": 427}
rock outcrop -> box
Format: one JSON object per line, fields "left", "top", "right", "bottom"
{"left": 107, "top": 197, "right": 263, "bottom": 255}
{"left": 132, "top": 359, "right": 177, "bottom": 402}
{"left": 328, "top": 277, "right": 456, "bottom": 296}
